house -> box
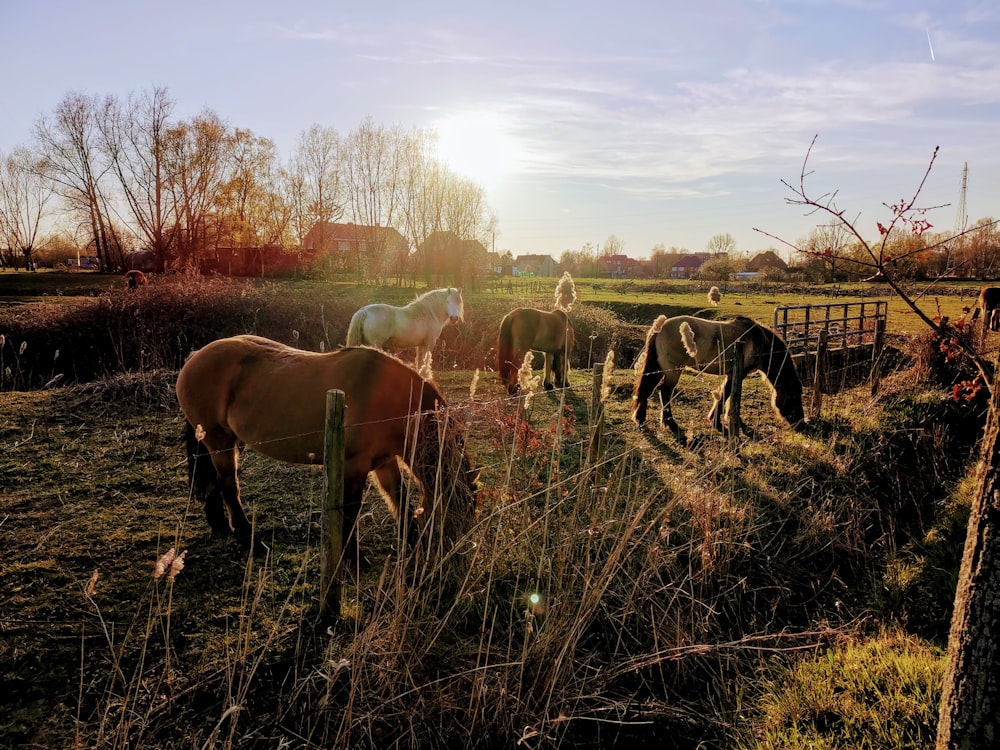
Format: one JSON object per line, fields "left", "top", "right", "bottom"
{"left": 302, "top": 221, "right": 409, "bottom": 273}
{"left": 513, "top": 254, "right": 558, "bottom": 278}
{"left": 671, "top": 255, "right": 705, "bottom": 279}
{"left": 598, "top": 254, "right": 641, "bottom": 278}
{"left": 414, "top": 230, "right": 490, "bottom": 287}
{"left": 747, "top": 250, "right": 788, "bottom": 274}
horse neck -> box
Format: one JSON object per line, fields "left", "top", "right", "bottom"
{"left": 757, "top": 332, "right": 799, "bottom": 391}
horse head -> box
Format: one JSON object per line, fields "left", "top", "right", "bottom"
{"left": 446, "top": 288, "right": 465, "bottom": 324}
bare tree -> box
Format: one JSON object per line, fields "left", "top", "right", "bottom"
{"left": 34, "top": 91, "right": 117, "bottom": 270}
{"left": 0, "top": 146, "right": 54, "bottom": 270}
{"left": 286, "top": 124, "right": 344, "bottom": 249}
{"left": 706, "top": 232, "right": 736, "bottom": 256}
{"left": 343, "top": 118, "right": 409, "bottom": 282}
{"left": 100, "top": 86, "right": 177, "bottom": 272}
{"left": 163, "top": 110, "right": 230, "bottom": 269}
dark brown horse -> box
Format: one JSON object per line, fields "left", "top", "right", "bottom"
{"left": 497, "top": 307, "right": 575, "bottom": 395}
{"left": 970, "top": 287, "right": 1000, "bottom": 331}
{"left": 124, "top": 270, "right": 148, "bottom": 290}
{"left": 175, "top": 335, "right": 478, "bottom": 558}
{"left": 632, "top": 315, "right": 807, "bottom": 442}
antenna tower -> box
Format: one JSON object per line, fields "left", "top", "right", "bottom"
{"left": 947, "top": 162, "right": 968, "bottom": 273}
{"left": 954, "top": 161, "right": 968, "bottom": 235}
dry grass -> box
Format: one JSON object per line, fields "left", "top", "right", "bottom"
{"left": 0, "top": 277, "right": 984, "bottom": 748}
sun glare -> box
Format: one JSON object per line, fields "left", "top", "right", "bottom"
{"left": 432, "top": 111, "right": 521, "bottom": 187}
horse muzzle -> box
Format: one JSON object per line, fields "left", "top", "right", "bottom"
{"left": 449, "top": 315, "right": 460, "bottom": 324}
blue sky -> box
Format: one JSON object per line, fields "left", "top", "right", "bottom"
{"left": 2, "top": 0, "right": 997, "bottom": 259}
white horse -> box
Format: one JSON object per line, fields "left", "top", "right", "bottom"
{"left": 346, "top": 287, "right": 465, "bottom": 366}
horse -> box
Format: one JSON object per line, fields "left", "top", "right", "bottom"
{"left": 346, "top": 287, "right": 464, "bottom": 366}
{"left": 124, "top": 270, "right": 147, "bottom": 290}
{"left": 497, "top": 307, "right": 575, "bottom": 395}
{"left": 970, "top": 287, "right": 1000, "bottom": 331}
{"left": 632, "top": 315, "right": 807, "bottom": 443}
{"left": 175, "top": 335, "right": 479, "bottom": 561}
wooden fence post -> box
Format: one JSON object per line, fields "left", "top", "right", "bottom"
{"left": 812, "top": 328, "right": 829, "bottom": 419}
{"left": 870, "top": 318, "right": 887, "bottom": 397}
{"left": 321, "top": 389, "right": 346, "bottom": 621}
{"left": 729, "top": 341, "right": 745, "bottom": 440}
{"left": 587, "top": 363, "right": 605, "bottom": 465}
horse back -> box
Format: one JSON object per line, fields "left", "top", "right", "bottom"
{"left": 177, "top": 336, "right": 442, "bottom": 465}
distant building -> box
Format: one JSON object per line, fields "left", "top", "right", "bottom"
{"left": 671, "top": 255, "right": 705, "bottom": 279}
{"left": 414, "top": 230, "right": 490, "bottom": 288}
{"left": 513, "top": 254, "right": 558, "bottom": 277}
{"left": 598, "top": 254, "right": 641, "bottom": 278}
{"left": 747, "top": 250, "right": 788, "bottom": 274}
{"left": 302, "top": 221, "right": 409, "bottom": 273}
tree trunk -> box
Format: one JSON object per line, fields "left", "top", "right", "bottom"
{"left": 936, "top": 358, "right": 1000, "bottom": 748}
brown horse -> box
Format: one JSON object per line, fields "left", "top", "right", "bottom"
{"left": 175, "top": 335, "right": 478, "bottom": 559}
{"left": 497, "top": 307, "right": 575, "bottom": 395}
{"left": 124, "top": 270, "right": 148, "bottom": 290}
{"left": 632, "top": 315, "right": 807, "bottom": 442}
{"left": 970, "top": 287, "right": 1000, "bottom": 331}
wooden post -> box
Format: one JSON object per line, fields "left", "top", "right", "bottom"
{"left": 320, "top": 389, "right": 346, "bottom": 621}
{"left": 812, "top": 328, "right": 828, "bottom": 419}
{"left": 729, "top": 341, "right": 745, "bottom": 439}
{"left": 587, "top": 363, "right": 605, "bottom": 465}
{"left": 870, "top": 318, "right": 887, "bottom": 397}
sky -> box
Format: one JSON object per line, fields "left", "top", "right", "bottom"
{"left": 2, "top": 0, "right": 998, "bottom": 260}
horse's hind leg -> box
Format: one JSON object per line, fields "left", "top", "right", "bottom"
{"left": 209, "top": 446, "right": 257, "bottom": 548}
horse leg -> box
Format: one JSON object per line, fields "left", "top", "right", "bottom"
{"left": 553, "top": 349, "right": 568, "bottom": 388}
{"left": 208, "top": 445, "right": 257, "bottom": 548}
{"left": 372, "top": 458, "right": 418, "bottom": 551}
{"left": 341, "top": 472, "right": 369, "bottom": 570}
{"left": 542, "top": 352, "right": 555, "bottom": 390}
{"left": 708, "top": 379, "right": 728, "bottom": 433}
{"left": 656, "top": 372, "right": 686, "bottom": 442}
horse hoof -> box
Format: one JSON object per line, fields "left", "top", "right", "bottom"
{"left": 543, "top": 382, "right": 554, "bottom": 391}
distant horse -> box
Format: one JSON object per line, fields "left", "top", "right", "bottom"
{"left": 346, "top": 287, "right": 464, "bottom": 366}
{"left": 970, "top": 287, "right": 1000, "bottom": 331}
{"left": 175, "top": 335, "right": 478, "bottom": 559}
{"left": 632, "top": 315, "right": 807, "bottom": 442}
{"left": 124, "top": 270, "right": 148, "bottom": 290}
{"left": 497, "top": 307, "right": 575, "bottom": 395}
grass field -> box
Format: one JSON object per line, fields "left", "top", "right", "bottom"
{"left": 0, "top": 269, "right": 985, "bottom": 748}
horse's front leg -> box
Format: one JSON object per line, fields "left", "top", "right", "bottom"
{"left": 657, "top": 375, "right": 686, "bottom": 443}
{"left": 372, "top": 458, "right": 418, "bottom": 551}
{"left": 342, "top": 472, "right": 370, "bottom": 571}
{"left": 542, "top": 352, "right": 555, "bottom": 391}
{"left": 210, "top": 446, "right": 263, "bottom": 552}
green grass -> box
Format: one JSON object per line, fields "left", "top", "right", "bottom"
{"left": 731, "top": 631, "right": 945, "bottom": 750}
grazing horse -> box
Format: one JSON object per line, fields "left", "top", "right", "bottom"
{"left": 346, "top": 287, "right": 464, "bottom": 366}
{"left": 124, "top": 270, "right": 147, "bottom": 290}
{"left": 497, "top": 307, "right": 575, "bottom": 395}
{"left": 632, "top": 315, "right": 807, "bottom": 442}
{"left": 175, "top": 335, "right": 478, "bottom": 559}
{"left": 970, "top": 287, "right": 1000, "bottom": 331}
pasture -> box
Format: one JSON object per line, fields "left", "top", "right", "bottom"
{"left": 0, "top": 271, "right": 985, "bottom": 748}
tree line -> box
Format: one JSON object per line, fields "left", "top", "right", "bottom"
{"left": 0, "top": 86, "right": 496, "bottom": 281}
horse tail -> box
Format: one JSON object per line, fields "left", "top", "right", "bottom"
{"left": 632, "top": 317, "right": 666, "bottom": 422}
{"left": 184, "top": 421, "right": 218, "bottom": 501}
{"left": 346, "top": 309, "right": 367, "bottom": 346}
{"left": 497, "top": 312, "right": 518, "bottom": 394}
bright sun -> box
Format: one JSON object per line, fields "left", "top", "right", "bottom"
{"left": 432, "top": 111, "right": 521, "bottom": 187}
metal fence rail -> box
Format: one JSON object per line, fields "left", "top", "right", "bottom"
{"left": 774, "top": 300, "right": 888, "bottom": 354}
